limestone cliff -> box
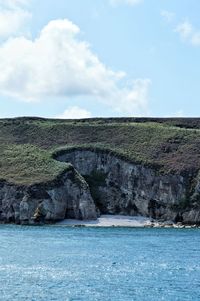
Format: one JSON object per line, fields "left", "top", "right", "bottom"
{"left": 1, "top": 148, "right": 200, "bottom": 225}
{"left": 0, "top": 166, "right": 97, "bottom": 224}
{"left": 56, "top": 149, "right": 200, "bottom": 225}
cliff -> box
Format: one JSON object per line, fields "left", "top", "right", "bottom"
{"left": 0, "top": 117, "right": 200, "bottom": 225}
{"left": 0, "top": 167, "right": 97, "bottom": 224}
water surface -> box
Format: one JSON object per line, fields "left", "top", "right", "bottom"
{"left": 0, "top": 226, "right": 199, "bottom": 301}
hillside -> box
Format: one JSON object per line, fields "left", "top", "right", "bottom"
{"left": 1, "top": 117, "right": 200, "bottom": 225}
{"left": 0, "top": 117, "right": 200, "bottom": 185}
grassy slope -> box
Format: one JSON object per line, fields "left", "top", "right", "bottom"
{"left": 0, "top": 117, "right": 200, "bottom": 185}
{"left": 0, "top": 144, "right": 70, "bottom": 185}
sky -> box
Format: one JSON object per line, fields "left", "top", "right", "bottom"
{"left": 0, "top": 0, "right": 200, "bottom": 119}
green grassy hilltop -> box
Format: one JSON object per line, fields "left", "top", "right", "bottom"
{"left": 1, "top": 117, "right": 200, "bottom": 185}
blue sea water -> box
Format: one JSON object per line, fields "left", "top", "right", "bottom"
{"left": 0, "top": 226, "right": 199, "bottom": 301}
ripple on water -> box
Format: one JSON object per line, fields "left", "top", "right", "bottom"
{"left": 0, "top": 226, "right": 200, "bottom": 301}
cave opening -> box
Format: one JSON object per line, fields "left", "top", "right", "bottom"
{"left": 83, "top": 170, "right": 108, "bottom": 214}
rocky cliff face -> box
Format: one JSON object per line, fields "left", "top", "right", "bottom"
{"left": 0, "top": 167, "right": 97, "bottom": 224}
{"left": 1, "top": 148, "right": 200, "bottom": 225}
{"left": 57, "top": 149, "right": 200, "bottom": 224}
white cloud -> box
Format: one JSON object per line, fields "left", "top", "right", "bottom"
{"left": 175, "top": 20, "right": 200, "bottom": 46}
{"left": 109, "top": 0, "right": 142, "bottom": 7}
{"left": 0, "top": 0, "right": 31, "bottom": 37}
{"left": 0, "top": 18, "right": 151, "bottom": 115}
{"left": 175, "top": 21, "right": 193, "bottom": 40}
{"left": 174, "top": 110, "right": 185, "bottom": 117}
{"left": 56, "top": 106, "right": 92, "bottom": 119}
{"left": 111, "top": 79, "right": 151, "bottom": 115}
{"left": 162, "top": 13, "right": 200, "bottom": 47}
{"left": 160, "top": 10, "right": 175, "bottom": 23}
{"left": 0, "top": 9, "right": 31, "bottom": 37}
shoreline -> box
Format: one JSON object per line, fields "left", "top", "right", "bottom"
{"left": 55, "top": 215, "right": 199, "bottom": 229}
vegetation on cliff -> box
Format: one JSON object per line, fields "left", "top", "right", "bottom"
{"left": 0, "top": 144, "right": 69, "bottom": 185}
{"left": 0, "top": 117, "right": 200, "bottom": 185}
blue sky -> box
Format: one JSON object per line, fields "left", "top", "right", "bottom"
{"left": 0, "top": 0, "right": 200, "bottom": 118}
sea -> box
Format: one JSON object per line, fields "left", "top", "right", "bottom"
{"left": 0, "top": 225, "right": 199, "bottom": 301}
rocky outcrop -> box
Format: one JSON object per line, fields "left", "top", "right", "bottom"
{"left": 1, "top": 147, "right": 200, "bottom": 225}
{"left": 0, "top": 166, "right": 97, "bottom": 224}
{"left": 56, "top": 149, "right": 200, "bottom": 224}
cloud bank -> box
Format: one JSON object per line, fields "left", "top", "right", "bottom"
{"left": 0, "top": 0, "right": 31, "bottom": 37}
{"left": 0, "top": 18, "right": 150, "bottom": 116}
{"left": 56, "top": 106, "right": 92, "bottom": 119}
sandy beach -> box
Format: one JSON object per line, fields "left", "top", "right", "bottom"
{"left": 56, "top": 215, "right": 154, "bottom": 227}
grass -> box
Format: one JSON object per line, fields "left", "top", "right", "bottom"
{"left": 1, "top": 117, "right": 200, "bottom": 185}
{"left": 0, "top": 144, "right": 69, "bottom": 185}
